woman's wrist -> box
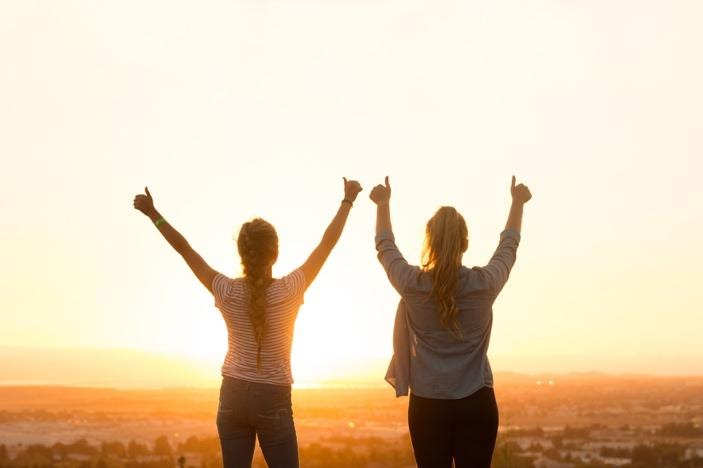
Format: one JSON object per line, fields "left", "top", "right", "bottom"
{"left": 146, "top": 209, "right": 161, "bottom": 222}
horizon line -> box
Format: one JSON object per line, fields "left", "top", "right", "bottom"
{"left": 2, "top": 371, "right": 703, "bottom": 392}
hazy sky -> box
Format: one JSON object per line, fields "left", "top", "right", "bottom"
{"left": 1, "top": 1, "right": 702, "bottom": 385}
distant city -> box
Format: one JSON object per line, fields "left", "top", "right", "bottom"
{"left": 1, "top": 374, "right": 702, "bottom": 467}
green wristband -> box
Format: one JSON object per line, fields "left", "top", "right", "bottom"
{"left": 154, "top": 217, "right": 166, "bottom": 227}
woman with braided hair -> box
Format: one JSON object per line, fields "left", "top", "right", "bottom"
{"left": 133, "top": 177, "right": 363, "bottom": 468}
{"left": 370, "top": 175, "right": 532, "bottom": 468}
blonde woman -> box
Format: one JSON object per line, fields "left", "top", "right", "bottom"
{"left": 133, "top": 178, "right": 363, "bottom": 468}
{"left": 370, "top": 176, "right": 531, "bottom": 468}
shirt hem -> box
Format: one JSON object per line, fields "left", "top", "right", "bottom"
{"left": 221, "top": 371, "right": 293, "bottom": 388}
{"left": 408, "top": 380, "right": 493, "bottom": 400}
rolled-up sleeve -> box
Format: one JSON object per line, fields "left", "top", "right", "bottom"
{"left": 482, "top": 229, "right": 521, "bottom": 294}
{"left": 375, "top": 230, "right": 418, "bottom": 294}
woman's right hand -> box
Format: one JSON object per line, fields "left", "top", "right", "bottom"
{"left": 369, "top": 176, "right": 392, "bottom": 205}
{"left": 343, "top": 177, "right": 363, "bottom": 203}
{"left": 511, "top": 176, "right": 532, "bottom": 204}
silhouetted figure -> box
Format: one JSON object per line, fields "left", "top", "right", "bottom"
{"left": 133, "top": 178, "right": 363, "bottom": 468}
{"left": 370, "top": 176, "right": 531, "bottom": 468}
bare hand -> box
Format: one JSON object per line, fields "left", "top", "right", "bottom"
{"left": 369, "top": 176, "right": 392, "bottom": 205}
{"left": 511, "top": 176, "right": 532, "bottom": 204}
{"left": 133, "top": 186, "right": 156, "bottom": 216}
{"left": 343, "top": 177, "right": 363, "bottom": 202}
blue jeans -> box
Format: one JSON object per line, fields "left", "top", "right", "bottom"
{"left": 217, "top": 376, "right": 299, "bottom": 468}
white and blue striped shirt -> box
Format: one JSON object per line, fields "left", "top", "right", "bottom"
{"left": 212, "top": 269, "right": 306, "bottom": 386}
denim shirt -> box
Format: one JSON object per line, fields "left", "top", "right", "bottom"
{"left": 376, "top": 229, "right": 521, "bottom": 399}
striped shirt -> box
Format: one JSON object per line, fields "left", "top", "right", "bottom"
{"left": 212, "top": 269, "right": 306, "bottom": 386}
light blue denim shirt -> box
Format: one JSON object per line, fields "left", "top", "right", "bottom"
{"left": 376, "top": 229, "right": 521, "bottom": 399}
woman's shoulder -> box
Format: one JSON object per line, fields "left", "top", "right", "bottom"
{"left": 399, "top": 267, "right": 432, "bottom": 295}
{"left": 217, "top": 274, "right": 246, "bottom": 295}
{"left": 273, "top": 268, "right": 306, "bottom": 298}
{"left": 457, "top": 266, "right": 495, "bottom": 293}
{"left": 212, "top": 274, "right": 247, "bottom": 309}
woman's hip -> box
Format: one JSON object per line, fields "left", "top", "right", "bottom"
{"left": 217, "top": 376, "right": 294, "bottom": 429}
{"left": 409, "top": 386, "right": 498, "bottom": 425}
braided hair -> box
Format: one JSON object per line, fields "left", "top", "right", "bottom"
{"left": 237, "top": 218, "right": 279, "bottom": 370}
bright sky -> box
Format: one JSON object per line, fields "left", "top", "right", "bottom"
{"left": 1, "top": 1, "right": 702, "bottom": 386}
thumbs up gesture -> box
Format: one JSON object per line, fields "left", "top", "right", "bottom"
{"left": 133, "top": 186, "right": 156, "bottom": 216}
{"left": 511, "top": 176, "right": 532, "bottom": 204}
{"left": 369, "top": 176, "right": 392, "bottom": 205}
{"left": 343, "top": 177, "right": 363, "bottom": 203}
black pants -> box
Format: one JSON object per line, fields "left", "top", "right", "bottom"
{"left": 217, "top": 376, "right": 298, "bottom": 468}
{"left": 408, "top": 386, "right": 499, "bottom": 468}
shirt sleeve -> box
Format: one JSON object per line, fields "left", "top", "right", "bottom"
{"left": 282, "top": 268, "right": 306, "bottom": 304}
{"left": 481, "top": 229, "right": 521, "bottom": 294}
{"left": 375, "top": 230, "right": 419, "bottom": 295}
{"left": 212, "top": 273, "right": 230, "bottom": 309}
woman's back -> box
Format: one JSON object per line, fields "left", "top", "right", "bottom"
{"left": 212, "top": 269, "right": 306, "bottom": 386}
{"left": 378, "top": 228, "right": 521, "bottom": 399}
{"left": 401, "top": 267, "right": 497, "bottom": 332}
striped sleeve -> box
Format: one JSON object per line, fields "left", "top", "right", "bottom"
{"left": 212, "top": 273, "right": 230, "bottom": 308}
{"left": 282, "top": 268, "right": 306, "bottom": 304}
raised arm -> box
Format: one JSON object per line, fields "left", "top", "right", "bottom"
{"left": 299, "top": 178, "right": 363, "bottom": 288}
{"left": 482, "top": 176, "right": 532, "bottom": 293}
{"left": 370, "top": 177, "right": 418, "bottom": 293}
{"left": 133, "top": 187, "right": 218, "bottom": 294}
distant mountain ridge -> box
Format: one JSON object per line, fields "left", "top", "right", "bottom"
{"left": 2, "top": 346, "right": 702, "bottom": 389}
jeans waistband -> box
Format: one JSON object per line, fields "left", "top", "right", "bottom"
{"left": 221, "top": 375, "right": 292, "bottom": 392}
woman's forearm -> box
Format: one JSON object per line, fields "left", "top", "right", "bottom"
{"left": 376, "top": 202, "right": 392, "bottom": 235}
{"left": 504, "top": 201, "right": 524, "bottom": 234}
{"left": 146, "top": 209, "right": 191, "bottom": 254}
{"left": 370, "top": 176, "right": 393, "bottom": 235}
{"left": 320, "top": 202, "right": 352, "bottom": 249}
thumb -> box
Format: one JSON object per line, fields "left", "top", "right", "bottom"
{"left": 511, "top": 176, "right": 516, "bottom": 189}
{"left": 145, "top": 186, "right": 152, "bottom": 199}
{"left": 385, "top": 176, "right": 390, "bottom": 190}
{"left": 343, "top": 176, "right": 348, "bottom": 186}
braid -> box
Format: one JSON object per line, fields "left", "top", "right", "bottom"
{"left": 237, "top": 219, "right": 279, "bottom": 370}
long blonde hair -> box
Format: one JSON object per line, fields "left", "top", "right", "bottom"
{"left": 237, "top": 218, "right": 278, "bottom": 370}
{"left": 421, "top": 206, "right": 468, "bottom": 334}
